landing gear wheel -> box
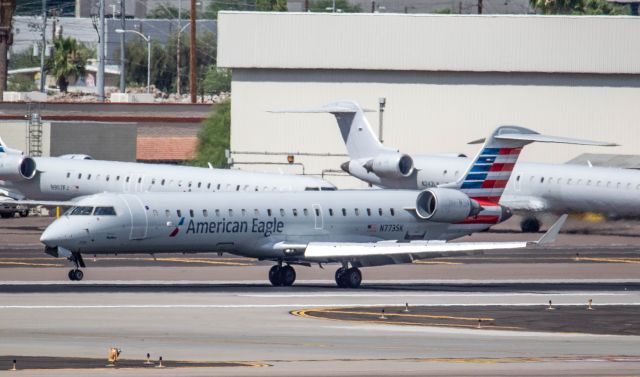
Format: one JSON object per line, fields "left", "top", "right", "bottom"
{"left": 19, "top": 210, "right": 29, "bottom": 217}
{"left": 68, "top": 269, "right": 83, "bottom": 281}
{"left": 343, "top": 268, "right": 362, "bottom": 288}
{"left": 335, "top": 267, "right": 347, "bottom": 288}
{"left": 520, "top": 217, "right": 541, "bottom": 233}
{"left": 280, "top": 265, "right": 296, "bottom": 286}
{"left": 269, "top": 265, "right": 282, "bottom": 286}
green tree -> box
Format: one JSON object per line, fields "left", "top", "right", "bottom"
{"left": 147, "top": 5, "right": 190, "bottom": 19}
{"left": 192, "top": 101, "right": 231, "bottom": 168}
{"left": 530, "top": 0, "right": 627, "bottom": 14}
{"left": 47, "top": 37, "right": 89, "bottom": 92}
{"left": 256, "top": 0, "right": 288, "bottom": 11}
{"left": 8, "top": 75, "right": 36, "bottom": 91}
{"left": 204, "top": 0, "right": 257, "bottom": 19}
{"left": 309, "top": 0, "right": 361, "bottom": 12}
{"left": 8, "top": 47, "right": 39, "bottom": 70}
{"left": 202, "top": 66, "right": 231, "bottom": 95}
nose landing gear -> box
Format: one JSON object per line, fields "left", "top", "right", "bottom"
{"left": 67, "top": 252, "right": 86, "bottom": 281}
{"left": 268, "top": 264, "right": 296, "bottom": 286}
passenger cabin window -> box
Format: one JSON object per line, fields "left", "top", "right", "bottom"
{"left": 241, "top": 209, "right": 247, "bottom": 217}
{"left": 94, "top": 207, "right": 116, "bottom": 216}
{"left": 66, "top": 172, "right": 70, "bottom": 178}
{"left": 78, "top": 173, "right": 82, "bottom": 179}
{"left": 116, "top": 176, "right": 120, "bottom": 181}
{"left": 341, "top": 208, "right": 347, "bottom": 216}
{"left": 198, "top": 182, "right": 202, "bottom": 188}
{"left": 161, "top": 179, "right": 165, "bottom": 186}
{"left": 177, "top": 210, "right": 182, "bottom": 217}
{"left": 106, "top": 175, "right": 110, "bottom": 182}
{"left": 152, "top": 179, "right": 156, "bottom": 185}
{"left": 367, "top": 208, "right": 372, "bottom": 216}
{"left": 390, "top": 208, "right": 395, "bottom": 216}
{"left": 207, "top": 183, "right": 211, "bottom": 189}
{"left": 267, "top": 209, "right": 272, "bottom": 216}
{"left": 354, "top": 208, "right": 360, "bottom": 216}
{"left": 236, "top": 185, "right": 240, "bottom": 191}
{"left": 229, "top": 209, "right": 234, "bottom": 217}
{"left": 70, "top": 206, "right": 93, "bottom": 216}
{"left": 165, "top": 210, "right": 170, "bottom": 217}
{"left": 540, "top": 177, "right": 544, "bottom": 183}
{"left": 126, "top": 176, "right": 130, "bottom": 183}
{"left": 203, "top": 209, "right": 208, "bottom": 217}
{"left": 315, "top": 208, "right": 320, "bottom": 216}
{"left": 215, "top": 209, "right": 221, "bottom": 217}
{"left": 280, "top": 209, "right": 286, "bottom": 217}
{"left": 378, "top": 208, "right": 383, "bottom": 216}
{"left": 138, "top": 177, "right": 142, "bottom": 183}
{"left": 303, "top": 208, "right": 309, "bottom": 216}
{"left": 254, "top": 209, "right": 260, "bottom": 216}
{"left": 87, "top": 174, "right": 91, "bottom": 180}
{"left": 293, "top": 209, "right": 298, "bottom": 217}
{"left": 189, "top": 209, "right": 194, "bottom": 217}
{"left": 329, "top": 209, "right": 334, "bottom": 216}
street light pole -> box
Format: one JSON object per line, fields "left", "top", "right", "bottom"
{"left": 115, "top": 29, "right": 151, "bottom": 94}
{"left": 177, "top": 0, "right": 181, "bottom": 96}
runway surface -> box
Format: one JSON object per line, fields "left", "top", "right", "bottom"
{"left": 1, "top": 216, "right": 640, "bottom": 375}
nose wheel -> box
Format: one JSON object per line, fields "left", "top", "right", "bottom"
{"left": 268, "top": 264, "right": 296, "bottom": 286}
{"left": 335, "top": 267, "right": 362, "bottom": 288}
{"left": 67, "top": 252, "right": 86, "bottom": 281}
{"left": 68, "top": 269, "right": 84, "bottom": 281}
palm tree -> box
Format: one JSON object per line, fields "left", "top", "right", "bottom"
{"left": 48, "top": 37, "right": 88, "bottom": 93}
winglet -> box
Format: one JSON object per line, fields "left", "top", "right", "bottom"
{"left": 534, "top": 214, "right": 568, "bottom": 245}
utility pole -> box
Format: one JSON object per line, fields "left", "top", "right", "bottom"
{"left": 478, "top": 0, "right": 483, "bottom": 14}
{"left": 0, "top": 0, "right": 16, "bottom": 101}
{"left": 97, "top": 0, "right": 105, "bottom": 101}
{"left": 39, "top": 0, "right": 47, "bottom": 93}
{"left": 177, "top": 0, "right": 181, "bottom": 96}
{"left": 119, "top": 0, "right": 125, "bottom": 93}
{"left": 189, "top": 0, "right": 196, "bottom": 103}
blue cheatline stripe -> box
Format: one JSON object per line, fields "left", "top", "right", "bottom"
{"left": 476, "top": 157, "right": 496, "bottom": 164}
{"left": 465, "top": 173, "right": 487, "bottom": 181}
{"left": 461, "top": 181, "right": 483, "bottom": 189}
{"left": 178, "top": 217, "right": 185, "bottom": 225}
{"left": 0, "top": 146, "right": 4, "bottom": 152}
{"left": 470, "top": 165, "right": 491, "bottom": 172}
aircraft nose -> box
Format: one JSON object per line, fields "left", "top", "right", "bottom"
{"left": 340, "top": 161, "right": 350, "bottom": 172}
{"left": 40, "top": 220, "right": 67, "bottom": 247}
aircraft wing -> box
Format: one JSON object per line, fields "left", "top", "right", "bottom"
{"left": 303, "top": 214, "right": 566, "bottom": 262}
{"left": 12, "top": 199, "right": 78, "bottom": 208}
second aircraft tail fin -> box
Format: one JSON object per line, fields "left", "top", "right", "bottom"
{"left": 445, "top": 126, "right": 616, "bottom": 204}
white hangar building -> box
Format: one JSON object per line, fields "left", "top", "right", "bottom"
{"left": 217, "top": 12, "right": 640, "bottom": 188}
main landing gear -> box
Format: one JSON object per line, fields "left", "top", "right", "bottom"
{"left": 269, "top": 264, "right": 296, "bottom": 286}
{"left": 67, "top": 252, "right": 86, "bottom": 281}
{"left": 335, "top": 264, "right": 362, "bottom": 288}
{"left": 520, "top": 217, "right": 541, "bottom": 233}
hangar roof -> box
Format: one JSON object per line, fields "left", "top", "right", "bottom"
{"left": 218, "top": 12, "right": 640, "bottom": 74}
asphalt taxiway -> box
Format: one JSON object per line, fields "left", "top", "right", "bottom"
{"left": 1, "top": 216, "right": 640, "bottom": 376}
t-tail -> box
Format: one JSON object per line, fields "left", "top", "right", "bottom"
{"left": 270, "top": 100, "right": 390, "bottom": 160}
{"left": 445, "top": 125, "right": 617, "bottom": 204}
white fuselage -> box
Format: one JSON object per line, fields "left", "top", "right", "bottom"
{"left": 351, "top": 156, "right": 640, "bottom": 216}
{"left": 41, "top": 190, "right": 507, "bottom": 266}
{"left": 3, "top": 157, "right": 335, "bottom": 200}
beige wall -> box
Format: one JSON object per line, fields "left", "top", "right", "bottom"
{"left": 0, "top": 121, "right": 52, "bottom": 157}
{"left": 230, "top": 69, "right": 640, "bottom": 188}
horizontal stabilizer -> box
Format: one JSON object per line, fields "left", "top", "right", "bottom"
{"left": 495, "top": 133, "right": 618, "bottom": 147}
{"left": 269, "top": 107, "right": 376, "bottom": 114}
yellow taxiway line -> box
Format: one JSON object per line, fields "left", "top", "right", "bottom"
{"left": 577, "top": 257, "right": 640, "bottom": 264}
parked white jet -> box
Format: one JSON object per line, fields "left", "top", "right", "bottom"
{"left": 0, "top": 137, "right": 334, "bottom": 216}
{"left": 275, "top": 101, "right": 620, "bottom": 232}
{"left": 40, "top": 126, "right": 565, "bottom": 284}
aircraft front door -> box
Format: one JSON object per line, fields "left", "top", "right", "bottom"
{"left": 312, "top": 204, "right": 323, "bottom": 230}
{"left": 121, "top": 194, "right": 148, "bottom": 240}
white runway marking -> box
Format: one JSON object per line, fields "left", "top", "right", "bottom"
{"left": 1, "top": 302, "right": 639, "bottom": 309}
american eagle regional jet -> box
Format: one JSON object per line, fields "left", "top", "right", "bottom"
{"left": 40, "top": 126, "right": 568, "bottom": 286}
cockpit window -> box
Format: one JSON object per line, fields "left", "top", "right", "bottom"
{"left": 94, "top": 207, "right": 117, "bottom": 216}
{"left": 321, "top": 187, "right": 336, "bottom": 191}
{"left": 69, "top": 206, "right": 94, "bottom": 216}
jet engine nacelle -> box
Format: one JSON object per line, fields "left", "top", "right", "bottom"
{"left": 365, "top": 153, "right": 414, "bottom": 179}
{"left": 0, "top": 155, "right": 37, "bottom": 180}
{"left": 416, "top": 188, "right": 481, "bottom": 223}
